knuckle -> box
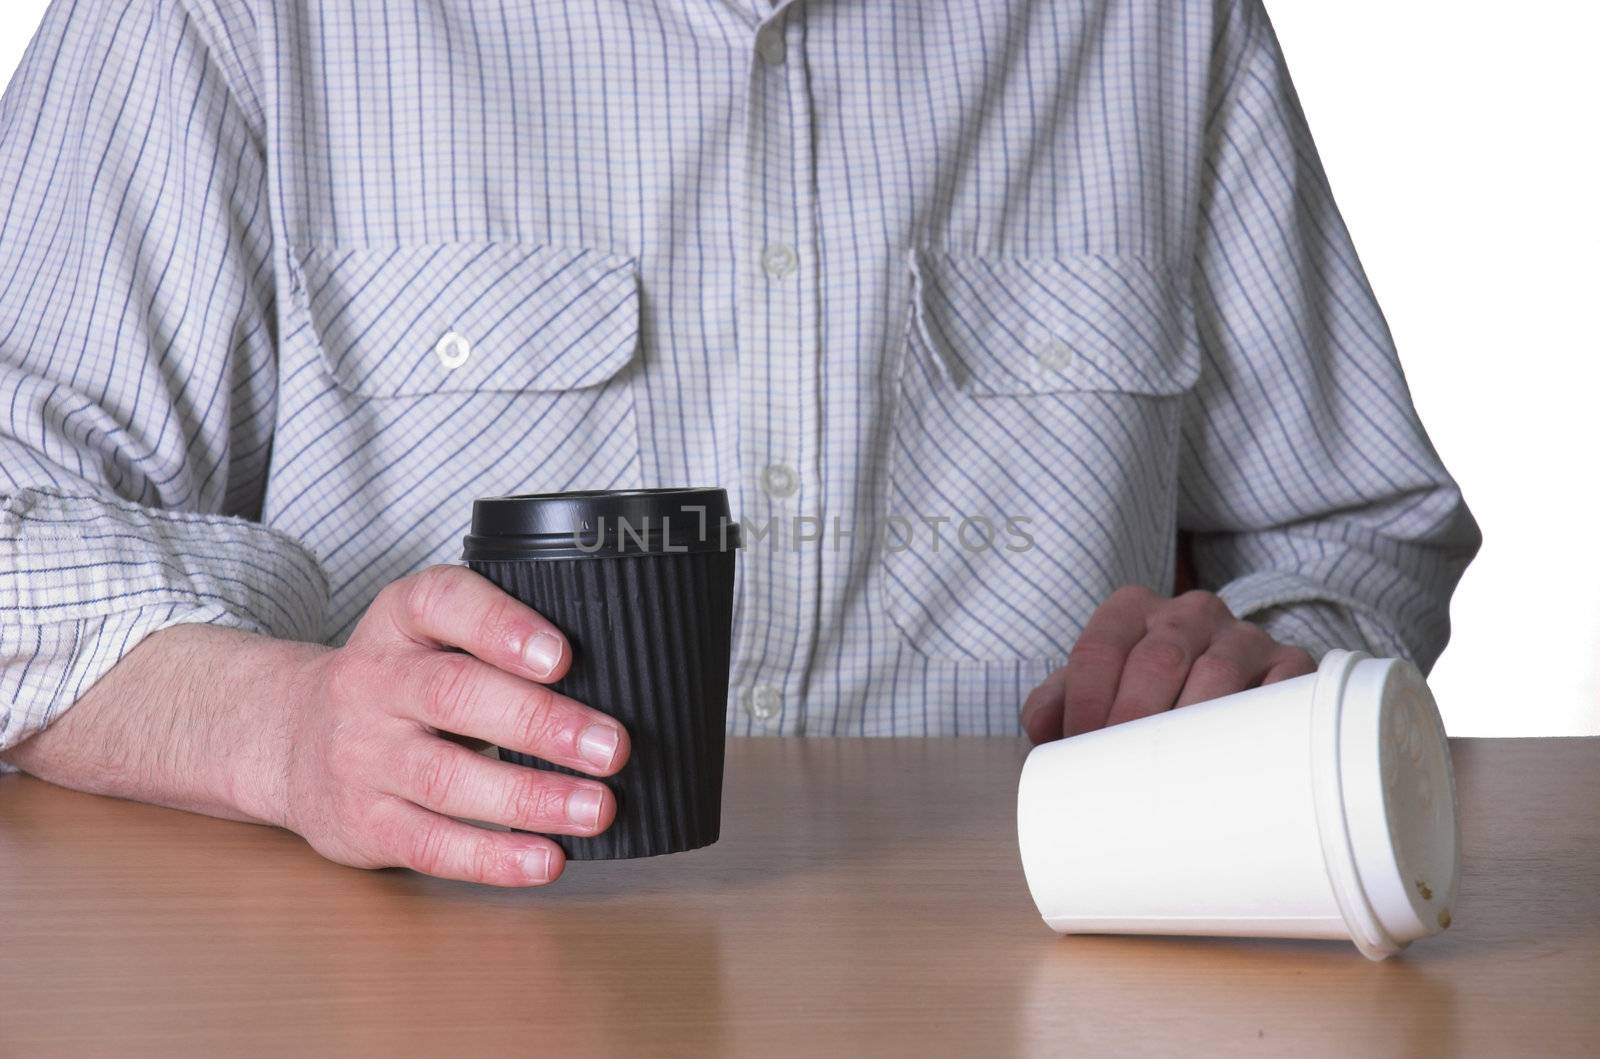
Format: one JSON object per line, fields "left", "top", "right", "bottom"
{"left": 1131, "top": 637, "right": 1190, "bottom": 678}
{"left": 419, "top": 654, "right": 478, "bottom": 729}
{"left": 1173, "top": 590, "right": 1230, "bottom": 623}
{"left": 1146, "top": 611, "right": 1193, "bottom": 639}
{"left": 512, "top": 688, "right": 564, "bottom": 753}
{"left": 404, "top": 819, "right": 453, "bottom": 877}
{"left": 1068, "top": 633, "right": 1128, "bottom": 669}
{"left": 417, "top": 747, "right": 464, "bottom": 807}
{"left": 1189, "top": 652, "right": 1248, "bottom": 691}
{"left": 1061, "top": 688, "right": 1104, "bottom": 722}
{"left": 477, "top": 594, "right": 528, "bottom": 655}
{"left": 1231, "top": 619, "right": 1272, "bottom": 646}
{"left": 404, "top": 565, "right": 464, "bottom": 625}
{"left": 467, "top": 839, "right": 501, "bottom": 884}
{"left": 508, "top": 776, "right": 569, "bottom": 828}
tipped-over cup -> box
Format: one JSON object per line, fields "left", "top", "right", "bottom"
{"left": 1016, "top": 650, "right": 1459, "bottom": 960}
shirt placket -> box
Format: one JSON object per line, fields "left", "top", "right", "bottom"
{"left": 731, "top": 5, "right": 822, "bottom": 735}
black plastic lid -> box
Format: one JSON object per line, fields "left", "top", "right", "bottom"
{"left": 462, "top": 488, "right": 741, "bottom": 560}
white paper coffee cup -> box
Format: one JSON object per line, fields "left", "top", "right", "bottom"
{"left": 1016, "top": 650, "right": 1459, "bottom": 960}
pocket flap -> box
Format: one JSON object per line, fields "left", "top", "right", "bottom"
{"left": 290, "top": 242, "right": 639, "bottom": 396}
{"left": 908, "top": 251, "right": 1201, "bottom": 397}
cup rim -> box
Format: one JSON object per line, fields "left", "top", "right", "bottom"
{"left": 490, "top": 486, "right": 719, "bottom": 502}
{"left": 463, "top": 487, "right": 742, "bottom": 560}
{"left": 1308, "top": 649, "right": 1457, "bottom": 961}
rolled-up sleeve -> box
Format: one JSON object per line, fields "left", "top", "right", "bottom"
{"left": 0, "top": 0, "right": 325, "bottom": 753}
{"left": 1179, "top": 0, "right": 1480, "bottom": 669}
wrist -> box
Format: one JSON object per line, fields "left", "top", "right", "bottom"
{"left": 221, "top": 634, "right": 332, "bottom": 830}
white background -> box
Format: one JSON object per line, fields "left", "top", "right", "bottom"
{"left": 1265, "top": 2, "right": 1600, "bottom": 736}
{"left": 1, "top": 2, "right": 1595, "bottom": 734}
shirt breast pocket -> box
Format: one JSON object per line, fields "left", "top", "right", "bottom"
{"left": 284, "top": 240, "right": 645, "bottom": 498}
{"left": 290, "top": 241, "right": 640, "bottom": 397}
{"left": 884, "top": 251, "right": 1203, "bottom": 664}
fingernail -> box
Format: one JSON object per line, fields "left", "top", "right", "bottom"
{"left": 578, "top": 724, "right": 621, "bottom": 770}
{"left": 521, "top": 631, "right": 564, "bottom": 679}
{"left": 567, "top": 787, "right": 605, "bottom": 829}
{"left": 521, "top": 847, "right": 553, "bottom": 881}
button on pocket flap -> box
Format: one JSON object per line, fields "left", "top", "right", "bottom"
{"left": 291, "top": 242, "right": 640, "bottom": 397}
{"left": 908, "top": 251, "right": 1201, "bottom": 397}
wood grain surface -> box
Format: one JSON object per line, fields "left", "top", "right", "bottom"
{"left": 1, "top": 737, "right": 1595, "bottom": 1057}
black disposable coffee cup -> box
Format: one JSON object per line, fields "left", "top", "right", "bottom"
{"left": 462, "top": 488, "right": 740, "bottom": 859}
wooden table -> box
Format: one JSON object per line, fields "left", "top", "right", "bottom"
{"left": 1, "top": 738, "right": 1595, "bottom": 1057}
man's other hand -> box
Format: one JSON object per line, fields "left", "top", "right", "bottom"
{"left": 1019, "top": 586, "right": 1315, "bottom": 744}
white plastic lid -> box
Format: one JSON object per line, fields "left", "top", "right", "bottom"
{"left": 1309, "top": 651, "right": 1461, "bottom": 960}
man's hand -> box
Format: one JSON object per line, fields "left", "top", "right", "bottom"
{"left": 3, "top": 566, "right": 629, "bottom": 888}
{"left": 1020, "top": 586, "right": 1315, "bottom": 744}
{"left": 276, "top": 565, "right": 630, "bottom": 885}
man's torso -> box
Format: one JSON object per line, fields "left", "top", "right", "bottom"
{"left": 250, "top": 0, "right": 1215, "bottom": 734}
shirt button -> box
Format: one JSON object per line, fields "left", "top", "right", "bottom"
{"left": 1038, "top": 338, "right": 1074, "bottom": 373}
{"left": 435, "top": 331, "right": 473, "bottom": 370}
{"left": 744, "top": 685, "right": 783, "bottom": 721}
{"left": 761, "top": 243, "right": 798, "bottom": 280}
{"left": 755, "top": 26, "right": 786, "bottom": 65}
{"left": 761, "top": 462, "right": 799, "bottom": 499}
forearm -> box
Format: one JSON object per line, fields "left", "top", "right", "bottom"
{"left": 1190, "top": 523, "right": 1476, "bottom": 670}
{"left": 0, "top": 0, "right": 308, "bottom": 786}
{"left": 2, "top": 566, "right": 630, "bottom": 888}
{"left": 1, "top": 624, "right": 328, "bottom": 828}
